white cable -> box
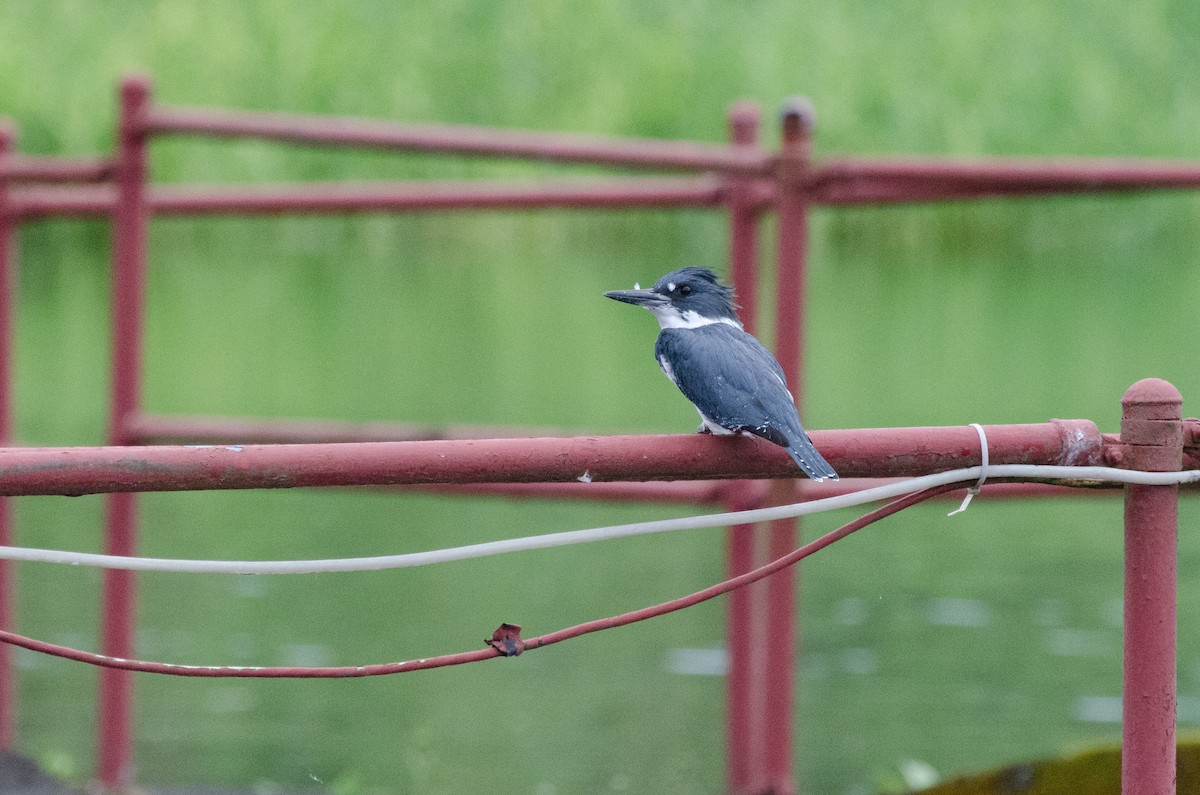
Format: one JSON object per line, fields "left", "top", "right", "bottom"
{"left": 948, "top": 423, "right": 989, "bottom": 516}
{"left": 0, "top": 465, "right": 1195, "bottom": 575}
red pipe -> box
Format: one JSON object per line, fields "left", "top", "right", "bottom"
{"left": 10, "top": 177, "right": 724, "bottom": 220}
{"left": 0, "top": 155, "right": 111, "bottom": 184}
{"left": 118, "top": 415, "right": 1120, "bottom": 504}
{"left": 807, "top": 157, "right": 1200, "bottom": 206}
{"left": 0, "top": 421, "right": 1103, "bottom": 497}
{"left": 811, "top": 180, "right": 1198, "bottom": 205}
{"left": 723, "top": 518, "right": 761, "bottom": 792}
{"left": 98, "top": 74, "right": 151, "bottom": 791}
{"left": 760, "top": 99, "right": 817, "bottom": 795}
{"left": 0, "top": 122, "right": 16, "bottom": 748}
{"left": 815, "top": 156, "right": 1200, "bottom": 188}
{"left": 727, "top": 101, "right": 762, "bottom": 336}
{"left": 1120, "top": 378, "right": 1182, "bottom": 795}
{"left": 146, "top": 106, "right": 773, "bottom": 175}
{"left": 724, "top": 99, "right": 764, "bottom": 794}
{"left": 106, "top": 79, "right": 151, "bottom": 445}
{"left": 149, "top": 177, "right": 724, "bottom": 214}
{"left": 4, "top": 186, "right": 110, "bottom": 219}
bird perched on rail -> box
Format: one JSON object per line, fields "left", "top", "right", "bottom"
{"left": 605, "top": 267, "right": 838, "bottom": 481}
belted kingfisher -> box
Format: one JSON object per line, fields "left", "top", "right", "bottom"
{"left": 605, "top": 267, "right": 838, "bottom": 481}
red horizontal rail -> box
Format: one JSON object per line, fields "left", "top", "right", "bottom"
{"left": 808, "top": 157, "right": 1200, "bottom": 204}
{"left": 128, "top": 414, "right": 729, "bottom": 504}
{"left": 9, "top": 177, "right": 724, "bottom": 219}
{"left": 0, "top": 156, "right": 112, "bottom": 184}
{"left": 151, "top": 178, "right": 725, "bottom": 214}
{"left": 17, "top": 157, "right": 1200, "bottom": 219}
{"left": 145, "top": 106, "right": 774, "bottom": 175}
{"left": 124, "top": 418, "right": 1107, "bottom": 504}
{"left": 126, "top": 417, "right": 1156, "bottom": 504}
{"left": 126, "top": 414, "right": 733, "bottom": 504}
{"left": 817, "top": 157, "right": 1200, "bottom": 187}
{"left": 3, "top": 187, "right": 107, "bottom": 218}
{"left": 0, "top": 420, "right": 1103, "bottom": 496}
{"left": 123, "top": 415, "right": 1145, "bottom": 504}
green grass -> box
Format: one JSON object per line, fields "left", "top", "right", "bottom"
{"left": 3, "top": 2, "right": 1200, "bottom": 792}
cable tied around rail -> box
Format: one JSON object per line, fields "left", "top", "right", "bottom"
{"left": 947, "top": 423, "right": 989, "bottom": 516}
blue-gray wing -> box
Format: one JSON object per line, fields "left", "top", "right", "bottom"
{"left": 655, "top": 325, "right": 801, "bottom": 444}
{"left": 654, "top": 325, "right": 839, "bottom": 481}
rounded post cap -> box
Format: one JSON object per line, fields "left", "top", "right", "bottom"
{"left": 780, "top": 96, "right": 816, "bottom": 137}
{"left": 120, "top": 74, "right": 153, "bottom": 104}
{"left": 1122, "top": 378, "right": 1182, "bottom": 408}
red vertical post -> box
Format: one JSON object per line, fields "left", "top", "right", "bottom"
{"left": 98, "top": 75, "right": 151, "bottom": 791}
{"left": 1120, "top": 378, "right": 1182, "bottom": 795}
{"left": 727, "top": 100, "right": 761, "bottom": 337}
{"left": 763, "top": 98, "right": 815, "bottom": 795}
{"left": 0, "top": 121, "right": 18, "bottom": 750}
{"left": 724, "top": 100, "right": 764, "bottom": 794}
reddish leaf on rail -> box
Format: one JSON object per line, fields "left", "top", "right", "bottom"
{"left": 486, "top": 623, "right": 525, "bottom": 657}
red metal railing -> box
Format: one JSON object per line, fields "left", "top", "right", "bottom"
{"left": 0, "top": 395, "right": 1190, "bottom": 792}
{"left": 0, "top": 419, "right": 1137, "bottom": 494}
{"left": 3, "top": 75, "right": 1200, "bottom": 793}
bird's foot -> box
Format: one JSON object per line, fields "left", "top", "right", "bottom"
{"left": 697, "top": 424, "right": 713, "bottom": 434}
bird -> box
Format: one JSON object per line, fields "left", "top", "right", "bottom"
{"left": 605, "top": 266, "right": 838, "bottom": 481}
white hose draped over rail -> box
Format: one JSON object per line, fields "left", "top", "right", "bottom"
{"left": 0, "top": 465, "right": 1196, "bottom": 575}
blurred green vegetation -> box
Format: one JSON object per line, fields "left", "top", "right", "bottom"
{"left": 3, "top": 2, "right": 1200, "bottom": 793}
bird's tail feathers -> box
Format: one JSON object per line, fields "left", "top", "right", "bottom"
{"left": 786, "top": 435, "right": 839, "bottom": 481}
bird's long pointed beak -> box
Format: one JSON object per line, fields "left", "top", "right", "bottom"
{"left": 604, "top": 288, "right": 668, "bottom": 307}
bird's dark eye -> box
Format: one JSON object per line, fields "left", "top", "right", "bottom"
{"left": 678, "top": 284, "right": 692, "bottom": 296}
